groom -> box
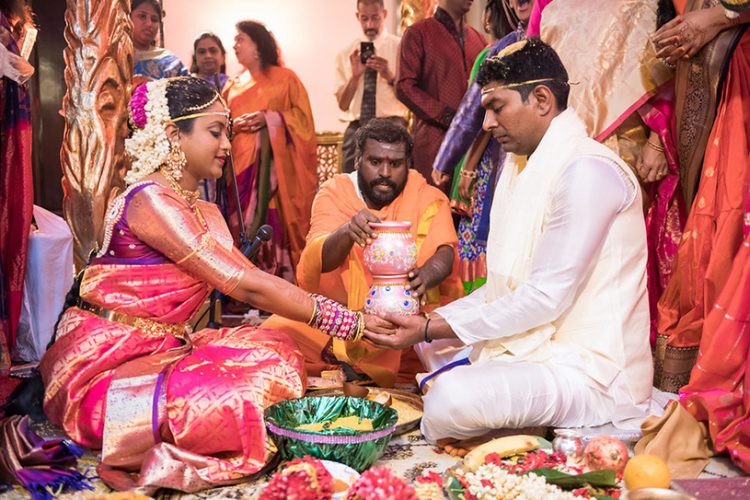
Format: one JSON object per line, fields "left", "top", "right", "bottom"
{"left": 365, "top": 39, "right": 654, "bottom": 451}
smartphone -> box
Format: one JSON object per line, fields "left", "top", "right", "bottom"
{"left": 360, "top": 41, "right": 375, "bottom": 64}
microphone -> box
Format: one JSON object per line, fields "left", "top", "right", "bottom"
{"left": 242, "top": 224, "right": 273, "bottom": 262}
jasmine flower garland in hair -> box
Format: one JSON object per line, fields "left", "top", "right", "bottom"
{"left": 124, "top": 79, "right": 171, "bottom": 184}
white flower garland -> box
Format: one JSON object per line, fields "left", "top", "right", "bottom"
{"left": 457, "top": 464, "right": 579, "bottom": 500}
{"left": 124, "top": 79, "right": 171, "bottom": 185}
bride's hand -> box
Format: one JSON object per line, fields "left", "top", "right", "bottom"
{"left": 363, "top": 314, "right": 396, "bottom": 336}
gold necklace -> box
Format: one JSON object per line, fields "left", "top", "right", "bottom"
{"left": 161, "top": 170, "right": 200, "bottom": 206}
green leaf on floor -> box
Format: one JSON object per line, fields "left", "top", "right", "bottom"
{"left": 528, "top": 467, "right": 618, "bottom": 489}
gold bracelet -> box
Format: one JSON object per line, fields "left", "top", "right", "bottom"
{"left": 460, "top": 170, "right": 477, "bottom": 179}
{"left": 646, "top": 140, "right": 664, "bottom": 153}
{"left": 306, "top": 294, "right": 319, "bottom": 326}
{"left": 352, "top": 312, "right": 365, "bottom": 342}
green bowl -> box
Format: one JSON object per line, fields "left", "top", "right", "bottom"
{"left": 265, "top": 396, "right": 398, "bottom": 472}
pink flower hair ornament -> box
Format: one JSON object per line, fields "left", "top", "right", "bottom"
{"left": 129, "top": 83, "right": 150, "bottom": 129}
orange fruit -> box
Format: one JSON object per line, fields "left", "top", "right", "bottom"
{"left": 623, "top": 454, "right": 671, "bottom": 490}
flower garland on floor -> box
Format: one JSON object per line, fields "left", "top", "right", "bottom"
{"left": 257, "top": 449, "right": 622, "bottom": 499}
{"left": 346, "top": 466, "right": 418, "bottom": 500}
{"left": 258, "top": 456, "right": 334, "bottom": 499}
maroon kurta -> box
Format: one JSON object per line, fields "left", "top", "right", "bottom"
{"left": 396, "top": 7, "right": 485, "bottom": 187}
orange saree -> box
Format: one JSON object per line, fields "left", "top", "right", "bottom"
{"left": 223, "top": 66, "right": 318, "bottom": 279}
{"left": 263, "top": 171, "right": 464, "bottom": 387}
{"left": 679, "top": 234, "right": 750, "bottom": 474}
{"left": 39, "top": 182, "right": 305, "bottom": 493}
{"left": 655, "top": 31, "right": 750, "bottom": 392}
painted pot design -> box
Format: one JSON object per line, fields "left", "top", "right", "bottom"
{"left": 364, "top": 275, "right": 420, "bottom": 317}
{"left": 363, "top": 221, "right": 417, "bottom": 276}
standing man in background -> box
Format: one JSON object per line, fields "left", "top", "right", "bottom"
{"left": 335, "top": 0, "right": 407, "bottom": 173}
{"left": 397, "top": 0, "right": 485, "bottom": 188}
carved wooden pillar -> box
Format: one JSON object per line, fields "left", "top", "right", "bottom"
{"left": 61, "top": 0, "right": 133, "bottom": 270}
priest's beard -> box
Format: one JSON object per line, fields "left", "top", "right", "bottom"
{"left": 358, "top": 171, "right": 406, "bottom": 210}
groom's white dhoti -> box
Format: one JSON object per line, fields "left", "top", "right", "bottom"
{"left": 419, "top": 109, "right": 655, "bottom": 442}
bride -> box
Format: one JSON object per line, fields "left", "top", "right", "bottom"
{"left": 38, "top": 76, "right": 392, "bottom": 493}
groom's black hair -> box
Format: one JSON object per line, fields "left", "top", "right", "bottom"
{"left": 477, "top": 37, "right": 570, "bottom": 111}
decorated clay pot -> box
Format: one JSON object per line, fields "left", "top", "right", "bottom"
{"left": 363, "top": 275, "right": 420, "bottom": 317}
{"left": 363, "top": 221, "right": 417, "bottom": 276}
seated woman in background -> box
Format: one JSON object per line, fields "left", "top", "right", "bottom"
{"left": 224, "top": 20, "right": 318, "bottom": 283}
{"left": 34, "top": 77, "right": 391, "bottom": 494}
{"left": 131, "top": 0, "right": 188, "bottom": 80}
{"left": 190, "top": 32, "right": 228, "bottom": 91}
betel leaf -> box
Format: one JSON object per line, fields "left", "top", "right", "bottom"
{"left": 444, "top": 471, "right": 467, "bottom": 500}
{"left": 536, "top": 436, "right": 554, "bottom": 450}
{"left": 528, "top": 468, "right": 618, "bottom": 489}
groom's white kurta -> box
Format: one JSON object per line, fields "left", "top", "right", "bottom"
{"left": 420, "top": 109, "right": 653, "bottom": 441}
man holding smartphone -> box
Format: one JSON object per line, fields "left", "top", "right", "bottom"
{"left": 335, "top": 0, "right": 407, "bottom": 173}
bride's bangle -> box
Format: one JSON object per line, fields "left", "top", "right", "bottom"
{"left": 308, "top": 293, "right": 363, "bottom": 342}
{"left": 460, "top": 170, "right": 477, "bottom": 179}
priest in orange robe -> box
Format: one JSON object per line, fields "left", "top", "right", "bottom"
{"left": 263, "top": 119, "right": 463, "bottom": 387}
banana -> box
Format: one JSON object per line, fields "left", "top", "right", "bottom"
{"left": 463, "top": 435, "right": 540, "bottom": 470}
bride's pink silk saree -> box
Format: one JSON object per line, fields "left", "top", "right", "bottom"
{"left": 39, "top": 182, "right": 305, "bottom": 493}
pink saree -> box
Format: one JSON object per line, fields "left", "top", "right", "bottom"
{"left": 39, "top": 181, "right": 305, "bottom": 493}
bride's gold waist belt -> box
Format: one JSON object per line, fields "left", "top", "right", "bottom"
{"left": 77, "top": 299, "right": 191, "bottom": 339}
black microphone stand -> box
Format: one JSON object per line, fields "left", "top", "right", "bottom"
{"left": 206, "top": 73, "right": 254, "bottom": 328}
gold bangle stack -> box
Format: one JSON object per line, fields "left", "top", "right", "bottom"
{"left": 352, "top": 312, "right": 365, "bottom": 342}
{"left": 307, "top": 294, "right": 319, "bottom": 326}
{"left": 646, "top": 139, "right": 664, "bottom": 153}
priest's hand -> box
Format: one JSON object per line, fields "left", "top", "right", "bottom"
{"left": 347, "top": 209, "right": 381, "bottom": 247}
{"left": 364, "top": 313, "right": 426, "bottom": 350}
{"left": 322, "top": 209, "right": 380, "bottom": 272}
{"left": 406, "top": 268, "right": 428, "bottom": 301}
{"left": 405, "top": 245, "right": 454, "bottom": 301}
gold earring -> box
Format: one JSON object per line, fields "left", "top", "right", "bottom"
{"left": 165, "top": 142, "right": 186, "bottom": 181}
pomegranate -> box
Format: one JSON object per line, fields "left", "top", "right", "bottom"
{"left": 583, "top": 435, "right": 629, "bottom": 474}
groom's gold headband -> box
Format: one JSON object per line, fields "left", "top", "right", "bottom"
{"left": 480, "top": 78, "right": 566, "bottom": 95}
{"left": 480, "top": 39, "right": 574, "bottom": 95}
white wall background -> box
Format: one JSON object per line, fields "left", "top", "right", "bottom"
{"left": 163, "top": 0, "right": 484, "bottom": 133}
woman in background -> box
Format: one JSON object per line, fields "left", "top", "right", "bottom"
{"left": 431, "top": 0, "right": 533, "bottom": 294}
{"left": 224, "top": 20, "right": 318, "bottom": 283}
{"left": 191, "top": 32, "right": 228, "bottom": 90}
{"left": 131, "top": 0, "right": 188, "bottom": 80}
{"left": 532, "top": 0, "right": 685, "bottom": 344}
{"left": 0, "top": 0, "right": 33, "bottom": 375}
